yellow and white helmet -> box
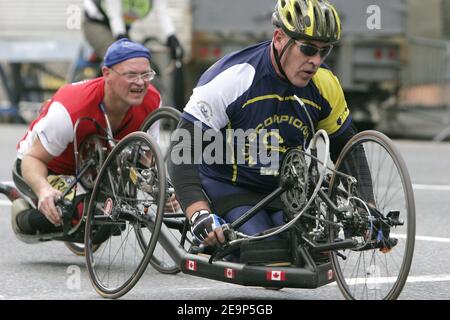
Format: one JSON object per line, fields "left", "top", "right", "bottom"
{"left": 272, "top": 0, "right": 341, "bottom": 43}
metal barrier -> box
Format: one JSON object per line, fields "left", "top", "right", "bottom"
{"left": 0, "top": 39, "right": 81, "bottom": 122}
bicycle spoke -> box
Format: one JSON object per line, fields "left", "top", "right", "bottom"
{"left": 329, "top": 131, "right": 415, "bottom": 300}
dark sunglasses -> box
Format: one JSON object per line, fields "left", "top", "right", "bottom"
{"left": 296, "top": 41, "right": 333, "bottom": 59}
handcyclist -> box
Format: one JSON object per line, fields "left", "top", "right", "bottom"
{"left": 0, "top": 38, "right": 179, "bottom": 242}
{"left": 83, "top": 0, "right": 184, "bottom": 62}
{"left": 168, "top": 0, "right": 373, "bottom": 253}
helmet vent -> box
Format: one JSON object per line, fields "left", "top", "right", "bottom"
{"left": 294, "top": 2, "right": 302, "bottom": 15}
{"left": 313, "top": 7, "right": 319, "bottom": 24}
{"left": 281, "top": 0, "right": 286, "bottom": 8}
{"left": 305, "top": 15, "right": 311, "bottom": 28}
{"left": 313, "top": 6, "right": 320, "bottom": 34}
{"left": 287, "top": 12, "right": 294, "bottom": 25}
{"left": 324, "top": 10, "right": 330, "bottom": 34}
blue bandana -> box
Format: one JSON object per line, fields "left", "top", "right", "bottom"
{"left": 104, "top": 38, "right": 151, "bottom": 67}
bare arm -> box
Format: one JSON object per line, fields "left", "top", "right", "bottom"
{"left": 22, "top": 137, "right": 62, "bottom": 226}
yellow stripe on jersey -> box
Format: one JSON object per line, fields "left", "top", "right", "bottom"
{"left": 300, "top": 98, "right": 321, "bottom": 111}
{"left": 242, "top": 94, "right": 295, "bottom": 109}
{"left": 312, "top": 68, "right": 349, "bottom": 135}
{"left": 226, "top": 122, "right": 238, "bottom": 183}
{"left": 242, "top": 95, "right": 321, "bottom": 111}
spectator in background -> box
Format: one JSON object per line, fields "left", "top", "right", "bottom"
{"left": 83, "top": 0, "right": 184, "bottom": 61}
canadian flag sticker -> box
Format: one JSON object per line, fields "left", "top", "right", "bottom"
{"left": 103, "top": 198, "right": 113, "bottom": 216}
{"left": 186, "top": 260, "right": 197, "bottom": 271}
{"left": 266, "top": 270, "right": 286, "bottom": 281}
{"left": 328, "top": 269, "right": 334, "bottom": 280}
{"left": 224, "top": 268, "right": 235, "bottom": 279}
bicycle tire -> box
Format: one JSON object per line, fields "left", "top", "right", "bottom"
{"left": 84, "top": 132, "right": 166, "bottom": 298}
{"left": 139, "top": 106, "right": 186, "bottom": 274}
{"left": 64, "top": 241, "right": 100, "bottom": 256}
{"left": 328, "top": 130, "right": 415, "bottom": 300}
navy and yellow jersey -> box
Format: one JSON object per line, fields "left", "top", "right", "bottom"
{"left": 182, "top": 40, "right": 351, "bottom": 193}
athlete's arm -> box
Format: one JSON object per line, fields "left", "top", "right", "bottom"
{"left": 329, "top": 122, "right": 375, "bottom": 205}
{"left": 168, "top": 119, "right": 225, "bottom": 247}
{"left": 20, "top": 102, "right": 74, "bottom": 226}
{"left": 168, "top": 119, "right": 210, "bottom": 219}
{"left": 22, "top": 138, "right": 62, "bottom": 226}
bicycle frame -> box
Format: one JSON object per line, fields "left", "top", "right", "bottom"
{"left": 149, "top": 129, "right": 354, "bottom": 289}
{"left": 155, "top": 219, "right": 335, "bottom": 289}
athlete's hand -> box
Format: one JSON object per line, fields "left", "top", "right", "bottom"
{"left": 190, "top": 210, "right": 226, "bottom": 247}
{"left": 38, "top": 186, "right": 63, "bottom": 226}
{"left": 166, "top": 34, "right": 184, "bottom": 61}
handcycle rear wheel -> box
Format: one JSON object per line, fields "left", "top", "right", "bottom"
{"left": 139, "top": 106, "right": 191, "bottom": 274}
{"left": 328, "top": 130, "right": 415, "bottom": 300}
{"left": 84, "top": 132, "right": 166, "bottom": 298}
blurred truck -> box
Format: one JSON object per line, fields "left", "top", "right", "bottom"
{"left": 185, "top": 0, "right": 408, "bottom": 130}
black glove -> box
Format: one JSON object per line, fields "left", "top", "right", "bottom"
{"left": 190, "top": 210, "right": 226, "bottom": 243}
{"left": 166, "top": 34, "right": 184, "bottom": 61}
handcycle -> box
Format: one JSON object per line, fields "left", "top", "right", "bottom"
{"left": 83, "top": 101, "right": 415, "bottom": 300}
{"left": 9, "top": 106, "right": 181, "bottom": 257}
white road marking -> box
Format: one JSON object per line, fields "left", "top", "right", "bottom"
{"left": 393, "top": 233, "right": 450, "bottom": 244}
{"left": 413, "top": 184, "right": 450, "bottom": 191}
{"left": 330, "top": 274, "right": 450, "bottom": 286}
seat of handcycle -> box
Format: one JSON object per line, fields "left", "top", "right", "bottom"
{"left": 12, "top": 159, "right": 38, "bottom": 203}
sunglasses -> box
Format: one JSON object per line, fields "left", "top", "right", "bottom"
{"left": 296, "top": 41, "right": 333, "bottom": 59}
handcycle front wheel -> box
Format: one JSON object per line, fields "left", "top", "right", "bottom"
{"left": 64, "top": 241, "right": 101, "bottom": 256}
{"left": 84, "top": 131, "right": 166, "bottom": 299}
{"left": 139, "top": 106, "right": 191, "bottom": 275}
{"left": 328, "top": 130, "right": 415, "bottom": 300}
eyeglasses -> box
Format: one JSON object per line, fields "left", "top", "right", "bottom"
{"left": 296, "top": 41, "right": 333, "bottom": 59}
{"left": 109, "top": 68, "right": 156, "bottom": 83}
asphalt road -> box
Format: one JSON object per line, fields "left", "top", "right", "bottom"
{"left": 0, "top": 123, "right": 449, "bottom": 300}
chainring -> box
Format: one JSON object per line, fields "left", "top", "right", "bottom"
{"left": 280, "top": 148, "right": 309, "bottom": 216}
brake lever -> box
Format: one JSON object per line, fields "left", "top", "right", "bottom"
{"left": 207, "top": 224, "right": 243, "bottom": 264}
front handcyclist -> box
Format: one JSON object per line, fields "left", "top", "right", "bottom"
{"left": 0, "top": 38, "right": 179, "bottom": 243}
{"left": 168, "top": 0, "right": 384, "bottom": 258}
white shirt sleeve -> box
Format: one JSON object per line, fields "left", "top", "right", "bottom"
{"left": 152, "top": 0, "right": 176, "bottom": 40}
{"left": 33, "top": 102, "right": 74, "bottom": 157}
{"left": 184, "top": 63, "right": 256, "bottom": 131}
{"left": 146, "top": 102, "right": 162, "bottom": 144}
{"left": 84, "top": 0, "right": 105, "bottom": 20}
{"left": 104, "top": 0, "right": 126, "bottom": 37}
